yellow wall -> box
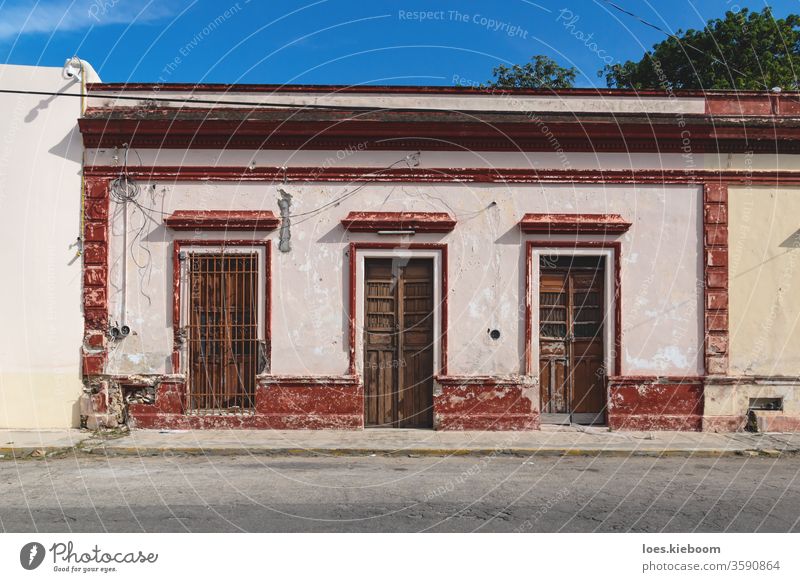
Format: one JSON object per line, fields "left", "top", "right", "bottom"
{"left": 729, "top": 185, "right": 800, "bottom": 376}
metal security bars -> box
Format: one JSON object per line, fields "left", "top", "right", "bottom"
{"left": 187, "top": 252, "right": 260, "bottom": 414}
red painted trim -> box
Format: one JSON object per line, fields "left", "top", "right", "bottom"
{"left": 82, "top": 178, "right": 110, "bottom": 378}
{"left": 82, "top": 165, "right": 800, "bottom": 185}
{"left": 705, "top": 94, "right": 800, "bottom": 116}
{"left": 524, "top": 241, "right": 622, "bottom": 379}
{"left": 607, "top": 376, "right": 704, "bottom": 431}
{"left": 435, "top": 375, "right": 534, "bottom": 386}
{"left": 608, "top": 375, "right": 704, "bottom": 383}
{"left": 348, "top": 242, "right": 448, "bottom": 377}
{"left": 258, "top": 375, "right": 359, "bottom": 386}
{"left": 78, "top": 117, "right": 800, "bottom": 153}
{"left": 172, "top": 240, "right": 272, "bottom": 376}
{"left": 164, "top": 210, "right": 279, "bottom": 231}
{"left": 703, "top": 183, "right": 729, "bottom": 376}
{"left": 519, "top": 213, "right": 631, "bottom": 234}
{"left": 341, "top": 211, "right": 456, "bottom": 233}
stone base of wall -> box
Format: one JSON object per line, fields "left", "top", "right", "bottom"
{"left": 123, "top": 375, "right": 541, "bottom": 431}
{"left": 115, "top": 374, "right": 800, "bottom": 433}
{"left": 127, "top": 377, "right": 363, "bottom": 430}
{"left": 704, "top": 378, "right": 800, "bottom": 432}
{"left": 608, "top": 376, "right": 704, "bottom": 431}
{"left": 433, "top": 377, "right": 539, "bottom": 431}
{"left": 79, "top": 379, "right": 122, "bottom": 430}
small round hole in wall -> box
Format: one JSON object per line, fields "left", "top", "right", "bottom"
{"left": 489, "top": 329, "right": 501, "bottom": 340}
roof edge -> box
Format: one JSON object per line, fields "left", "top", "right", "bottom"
{"left": 86, "top": 82, "right": 798, "bottom": 98}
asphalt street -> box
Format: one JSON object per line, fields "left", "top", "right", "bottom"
{"left": 1, "top": 455, "right": 799, "bottom": 532}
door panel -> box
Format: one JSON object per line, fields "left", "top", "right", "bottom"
{"left": 364, "top": 260, "right": 396, "bottom": 426}
{"left": 539, "top": 272, "right": 569, "bottom": 414}
{"left": 539, "top": 260, "right": 606, "bottom": 423}
{"left": 188, "top": 253, "right": 258, "bottom": 412}
{"left": 364, "top": 258, "right": 434, "bottom": 428}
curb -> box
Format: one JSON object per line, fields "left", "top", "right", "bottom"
{"left": 0, "top": 446, "right": 80, "bottom": 459}
{"left": 69, "top": 446, "right": 800, "bottom": 458}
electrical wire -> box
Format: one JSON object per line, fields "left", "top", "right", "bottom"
{"left": 0, "top": 84, "right": 775, "bottom": 118}
{"left": 110, "top": 143, "right": 154, "bottom": 308}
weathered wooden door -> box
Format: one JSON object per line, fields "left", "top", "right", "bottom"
{"left": 187, "top": 253, "right": 259, "bottom": 412}
{"left": 539, "top": 257, "right": 606, "bottom": 424}
{"left": 364, "top": 258, "right": 434, "bottom": 428}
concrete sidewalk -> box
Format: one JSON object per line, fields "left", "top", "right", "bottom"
{"left": 2, "top": 426, "right": 800, "bottom": 459}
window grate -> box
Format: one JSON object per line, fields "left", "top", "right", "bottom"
{"left": 187, "top": 252, "right": 259, "bottom": 414}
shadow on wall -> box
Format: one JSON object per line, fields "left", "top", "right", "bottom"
{"left": 780, "top": 229, "right": 800, "bottom": 248}
{"left": 25, "top": 78, "right": 79, "bottom": 123}
{"left": 733, "top": 228, "right": 800, "bottom": 280}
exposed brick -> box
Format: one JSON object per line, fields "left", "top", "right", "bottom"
{"left": 85, "top": 181, "right": 109, "bottom": 199}
{"left": 706, "top": 269, "right": 728, "bottom": 289}
{"left": 704, "top": 183, "right": 728, "bottom": 203}
{"left": 704, "top": 203, "right": 727, "bottom": 224}
{"left": 83, "top": 222, "right": 108, "bottom": 242}
{"left": 84, "top": 287, "right": 107, "bottom": 309}
{"left": 704, "top": 225, "right": 728, "bottom": 246}
{"left": 84, "top": 265, "right": 107, "bottom": 287}
{"left": 706, "top": 311, "right": 729, "bottom": 332}
{"left": 84, "top": 331, "right": 106, "bottom": 350}
{"left": 84, "top": 308, "right": 107, "bottom": 331}
{"left": 706, "top": 333, "right": 728, "bottom": 355}
{"left": 706, "top": 355, "right": 728, "bottom": 375}
{"left": 83, "top": 242, "right": 107, "bottom": 265}
{"left": 85, "top": 199, "right": 108, "bottom": 221}
{"left": 707, "top": 248, "right": 728, "bottom": 267}
{"left": 91, "top": 391, "right": 108, "bottom": 414}
{"left": 82, "top": 353, "right": 105, "bottom": 376}
{"left": 706, "top": 290, "right": 728, "bottom": 310}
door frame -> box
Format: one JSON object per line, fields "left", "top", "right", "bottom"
{"left": 172, "top": 240, "right": 271, "bottom": 378}
{"left": 525, "top": 241, "right": 621, "bottom": 415}
{"left": 349, "top": 243, "right": 447, "bottom": 382}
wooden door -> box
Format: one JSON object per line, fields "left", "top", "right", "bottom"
{"left": 539, "top": 258, "right": 606, "bottom": 424}
{"left": 364, "top": 258, "right": 434, "bottom": 428}
{"left": 187, "top": 253, "right": 259, "bottom": 412}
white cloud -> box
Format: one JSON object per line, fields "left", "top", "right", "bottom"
{"left": 0, "top": 0, "right": 176, "bottom": 41}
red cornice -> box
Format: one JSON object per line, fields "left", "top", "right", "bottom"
{"left": 78, "top": 117, "right": 800, "bottom": 153}
{"left": 83, "top": 165, "right": 800, "bottom": 185}
{"left": 341, "top": 211, "right": 456, "bottom": 233}
{"left": 519, "top": 213, "right": 631, "bottom": 234}
{"left": 164, "top": 210, "right": 279, "bottom": 231}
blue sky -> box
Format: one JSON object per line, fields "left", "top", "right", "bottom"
{"left": 0, "top": 0, "right": 797, "bottom": 86}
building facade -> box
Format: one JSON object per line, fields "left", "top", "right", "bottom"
{"left": 74, "top": 84, "right": 800, "bottom": 431}
{"left": 0, "top": 63, "right": 100, "bottom": 429}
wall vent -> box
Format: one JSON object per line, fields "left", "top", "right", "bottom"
{"left": 748, "top": 397, "right": 783, "bottom": 411}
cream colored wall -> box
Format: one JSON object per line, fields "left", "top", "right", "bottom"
{"left": 729, "top": 185, "right": 800, "bottom": 376}
{"left": 104, "top": 180, "right": 703, "bottom": 380}
{"left": 0, "top": 64, "right": 98, "bottom": 428}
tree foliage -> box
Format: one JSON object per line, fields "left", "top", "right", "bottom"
{"left": 603, "top": 8, "right": 800, "bottom": 90}
{"left": 487, "top": 55, "right": 576, "bottom": 89}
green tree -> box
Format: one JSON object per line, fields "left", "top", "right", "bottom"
{"left": 603, "top": 8, "right": 800, "bottom": 90}
{"left": 487, "top": 55, "right": 576, "bottom": 89}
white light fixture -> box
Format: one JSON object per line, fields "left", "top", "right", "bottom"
{"left": 377, "top": 230, "right": 416, "bottom": 235}
{"left": 62, "top": 56, "right": 84, "bottom": 81}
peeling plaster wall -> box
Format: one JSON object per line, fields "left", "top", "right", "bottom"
{"left": 87, "top": 149, "right": 713, "bottom": 171}
{"left": 0, "top": 64, "right": 98, "bottom": 428}
{"left": 729, "top": 185, "right": 800, "bottom": 375}
{"left": 105, "top": 180, "right": 702, "bottom": 379}
{"left": 88, "top": 90, "right": 706, "bottom": 115}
